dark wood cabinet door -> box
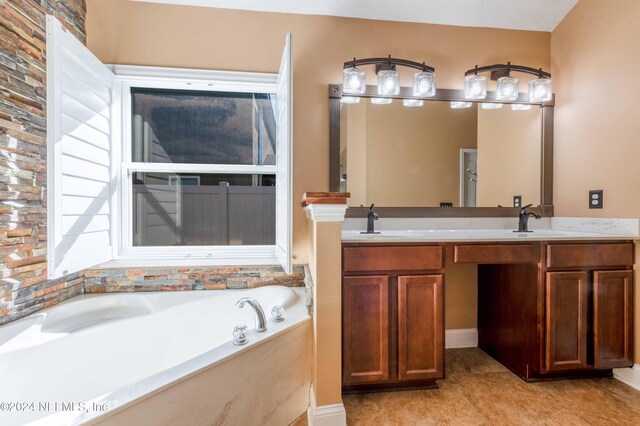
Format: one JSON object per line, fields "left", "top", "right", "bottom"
{"left": 342, "top": 275, "right": 390, "bottom": 384}
{"left": 397, "top": 275, "right": 444, "bottom": 381}
{"left": 593, "top": 270, "right": 634, "bottom": 369}
{"left": 545, "top": 271, "right": 589, "bottom": 371}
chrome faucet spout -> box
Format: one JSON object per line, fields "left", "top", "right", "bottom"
{"left": 236, "top": 297, "right": 267, "bottom": 332}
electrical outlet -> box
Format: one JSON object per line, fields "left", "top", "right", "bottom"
{"left": 513, "top": 196, "right": 522, "bottom": 208}
{"left": 589, "top": 190, "right": 603, "bottom": 209}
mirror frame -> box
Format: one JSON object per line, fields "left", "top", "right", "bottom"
{"left": 329, "top": 84, "right": 555, "bottom": 218}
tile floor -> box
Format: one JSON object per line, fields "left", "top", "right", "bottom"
{"left": 292, "top": 348, "right": 640, "bottom": 425}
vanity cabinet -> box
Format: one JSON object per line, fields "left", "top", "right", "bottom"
{"left": 343, "top": 240, "right": 634, "bottom": 392}
{"left": 342, "top": 275, "right": 390, "bottom": 384}
{"left": 545, "top": 271, "right": 590, "bottom": 371}
{"left": 542, "top": 243, "right": 634, "bottom": 374}
{"left": 342, "top": 245, "right": 445, "bottom": 391}
{"left": 397, "top": 275, "right": 443, "bottom": 381}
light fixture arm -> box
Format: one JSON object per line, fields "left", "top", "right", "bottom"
{"left": 344, "top": 56, "right": 435, "bottom": 73}
{"left": 464, "top": 63, "right": 551, "bottom": 79}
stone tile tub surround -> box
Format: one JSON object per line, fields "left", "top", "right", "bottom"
{"left": 84, "top": 265, "right": 305, "bottom": 293}
{"left": 0, "top": 0, "right": 87, "bottom": 326}
{"left": 0, "top": 265, "right": 305, "bottom": 326}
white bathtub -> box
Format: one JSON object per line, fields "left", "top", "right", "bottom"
{"left": 0, "top": 286, "right": 312, "bottom": 426}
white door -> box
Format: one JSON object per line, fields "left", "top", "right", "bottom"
{"left": 459, "top": 149, "right": 478, "bottom": 207}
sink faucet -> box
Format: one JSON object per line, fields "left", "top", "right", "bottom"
{"left": 362, "top": 204, "right": 380, "bottom": 234}
{"left": 236, "top": 297, "right": 267, "bottom": 332}
{"left": 516, "top": 204, "right": 541, "bottom": 233}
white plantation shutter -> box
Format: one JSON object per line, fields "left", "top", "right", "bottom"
{"left": 46, "top": 16, "right": 116, "bottom": 278}
{"left": 275, "top": 34, "right": 293, "bottom": 273}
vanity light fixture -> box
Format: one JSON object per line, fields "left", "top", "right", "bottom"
{"left": 450, "top": 101, "right": 473, "bottom": 109}
{"left": 340, "top": 96, "right": 361, "bottom": 104}
{"left": 342, "top": 65, "right": 366, "bottom": 95}
{"left": 511, "top": 104, "right": 532, "bottom": 111}
{"left": 529, "top": 78, "right": 553, "bottom": 103}
{"left": 371, "top": 97, "right": 392, "bottom": 105}
{"left": 464, "top": 63, "right": 552, "bottom": 103}
{"left": 403, "top": 99, "right": 424, "bottom": 107}
{"left": 464, "top": 72, "right": 487, "bottom": 100}
{"left": 378, "top": 69, "right": 400, "bottom": 96}
{"left": 413, "top": 71, "right": 436, "bottom": 97}
{"left": 342, "top": 55, "right": 436, "bottom": 103}
{"left": 481, "top": 103, "right": 503, "bottom": 110}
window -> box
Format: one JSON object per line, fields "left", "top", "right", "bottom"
{"left": 46, "top": 14, "right": 292, "bottom": 277}
{"left": 127, "top": 88, "right": 277, "bottom": 248}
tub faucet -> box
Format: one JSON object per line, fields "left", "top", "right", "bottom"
{"left": 235, "top": 297, "right": 267, "bottom": 332}
{"left": 516, "top": 204, "right": 541, "bottom": 233}
{"left": 361, "top": 204, "right": 380, "bottom": 234}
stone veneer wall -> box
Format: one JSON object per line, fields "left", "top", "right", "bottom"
{"left": 84, "top": 266, "right": 305, "bottom": 293}
{"left": 0, "top": 0, "right": 87, "bottom": 326}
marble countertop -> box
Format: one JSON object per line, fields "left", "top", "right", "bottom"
{"left": 342, "top": 229, "right": 637, "bottom": 243}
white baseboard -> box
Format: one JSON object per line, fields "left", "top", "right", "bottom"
{"left": 614, "top": 364, "right": 640, "bottom": 391}
{"left": 307, "top": 385, "right": 346, "bottom": 426}
{"left": 445, "top": 328, "right": 478, "bottom": 349}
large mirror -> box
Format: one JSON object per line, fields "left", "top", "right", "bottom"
{"left": 329, "top": 86, "right": 554, "bottom": 216}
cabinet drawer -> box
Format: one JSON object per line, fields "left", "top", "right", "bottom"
{"left": 454, "top": 244, "right": 540, "bottom": 264}
{"left": 343, "top": 246, "right": 443, "bottom": 272}
{"left": 546, "top": 243, "right": 634, "bottom": 268}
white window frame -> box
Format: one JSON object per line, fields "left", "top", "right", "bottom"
{"left": 109, "top": 65, "right": 280, "bottom": 267}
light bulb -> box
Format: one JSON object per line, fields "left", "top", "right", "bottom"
{"left": 496, "top": 76, "right": 519, "bottom": 101}
{"left": 413, "top": 71, "right": 436, "bottom": 97}
{"left": 529, "top": 78, "right": 552, "bottom": 102}
{"left": 377, "top": 70, "right": 400, "bottom": 96}
{"left": 464, "top": 74, "right": 487, "bottom": 100}
{"left": 343, "top": 67, "right": 366, "bottom": 95}
{"left": 511, "top": 104, "right": 532, "bottom": 111}
{"left": 340, "top": 96, "right": 361, "bottom": 104}
{"left": 451, "top": 101, "right": 473, "bottom": 109}
{"left": 481, "top": 103, "right": 503, "bottom": 110}
{"left": 403, "top": 99, "right": 424, "bottom": 107}
{"left": 371, "top": 97, "right": 392, "bottom": 105}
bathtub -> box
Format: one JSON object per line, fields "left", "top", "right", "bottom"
{"left": 0, "top": 286, "right": 312, "bottom": 426}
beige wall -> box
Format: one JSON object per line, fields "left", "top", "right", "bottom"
{"left": 477, "top": 106, "right": 541, "bottom": 207}
{"left": 86, "top": 0, "right": 550, "bottom": 264}
{"left": 552, "top": 0, "right": 640, "bottom": 364}
{"left": 445, "top": 264, "right": 478, "bottom": 329}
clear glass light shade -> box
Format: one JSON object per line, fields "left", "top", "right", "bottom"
{"left": 342, "top": 67, "right": 366, "bottom": 95}
{"left": 340, "top": 96, "right": 361, "bottom": 104}
{"left": 496, "top": 76, "right": 520, "bottom": 101}
{"left": 464, "top": 75, "right": 487, "bottom": 100}
{"left": 371, "top": 97, "right": 392, "bottom": 105}
{"left": 450, "top": 101, "right": 473, "bottom": 109}
{"left": 511, "top": 104, "right": 532, "bottom": 111}
{"left": 403, "top": 99, "right": 424, "bottom": 107}
{"left": 413, "top": 71, "right": 436, "bottom": 97}
{"left": 377, "top": 70, "right": 400, "bottom": 96}
{"left": 481, "top": 103, "right": 503, "bottom": 110}
{"left": 529, "top": 78, "right": 552, "bottom": 102}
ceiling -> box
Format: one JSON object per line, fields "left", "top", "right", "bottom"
{"left": 133, "top": 0, "right": 579, "bottom": 32}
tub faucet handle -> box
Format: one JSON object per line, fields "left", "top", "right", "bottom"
{"left": 271, "top": 305, "right": 285, "bottom": 322}
{"left": 233, "top": 324, "right": 249, "bottom": 346}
